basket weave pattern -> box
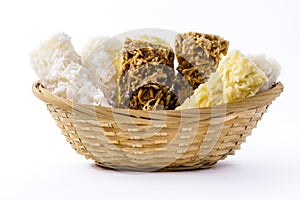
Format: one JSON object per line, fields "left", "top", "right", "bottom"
{"left": 33, "top": 82, "right": 283, "bottom": 171}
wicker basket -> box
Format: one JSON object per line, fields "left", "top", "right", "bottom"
{"left": 32, "top": 81, "right": 283, "bottom": 171}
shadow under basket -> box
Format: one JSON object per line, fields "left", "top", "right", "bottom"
{"left": 32, "top": 81, "right": 283, "bottom": 172}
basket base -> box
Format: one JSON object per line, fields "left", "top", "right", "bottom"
{"left": 95, "top": 161, "right": 217, "bottom": 172}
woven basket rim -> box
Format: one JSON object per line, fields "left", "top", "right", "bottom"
{"left": 32, "top": 81, "right": 283, "bottom": 119}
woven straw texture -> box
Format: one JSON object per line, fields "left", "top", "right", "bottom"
{"left": 32, "top": 81, "right": 283, "bottom": 171}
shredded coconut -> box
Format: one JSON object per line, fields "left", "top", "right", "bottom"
{"left": 248, "top": 54, "right": 281, "bottom": 92}
{"left": 81, "top": 37, "right": 122, "bottom": 106}
{"left": 31, "top": 32, "right": 110, "bottom": 106}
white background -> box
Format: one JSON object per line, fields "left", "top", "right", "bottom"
{"left": 0, "top": 0, "right": 299, "bottom": 199}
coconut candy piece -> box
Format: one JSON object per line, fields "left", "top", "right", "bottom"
{"left": 173, "top": 32, "right": 229, "bottom": 102}
{"left": 129, "top": 83, "right": 180, "bottom": 111}
{"left": 119, "top": 38, "right": 176, "bottom": 109}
